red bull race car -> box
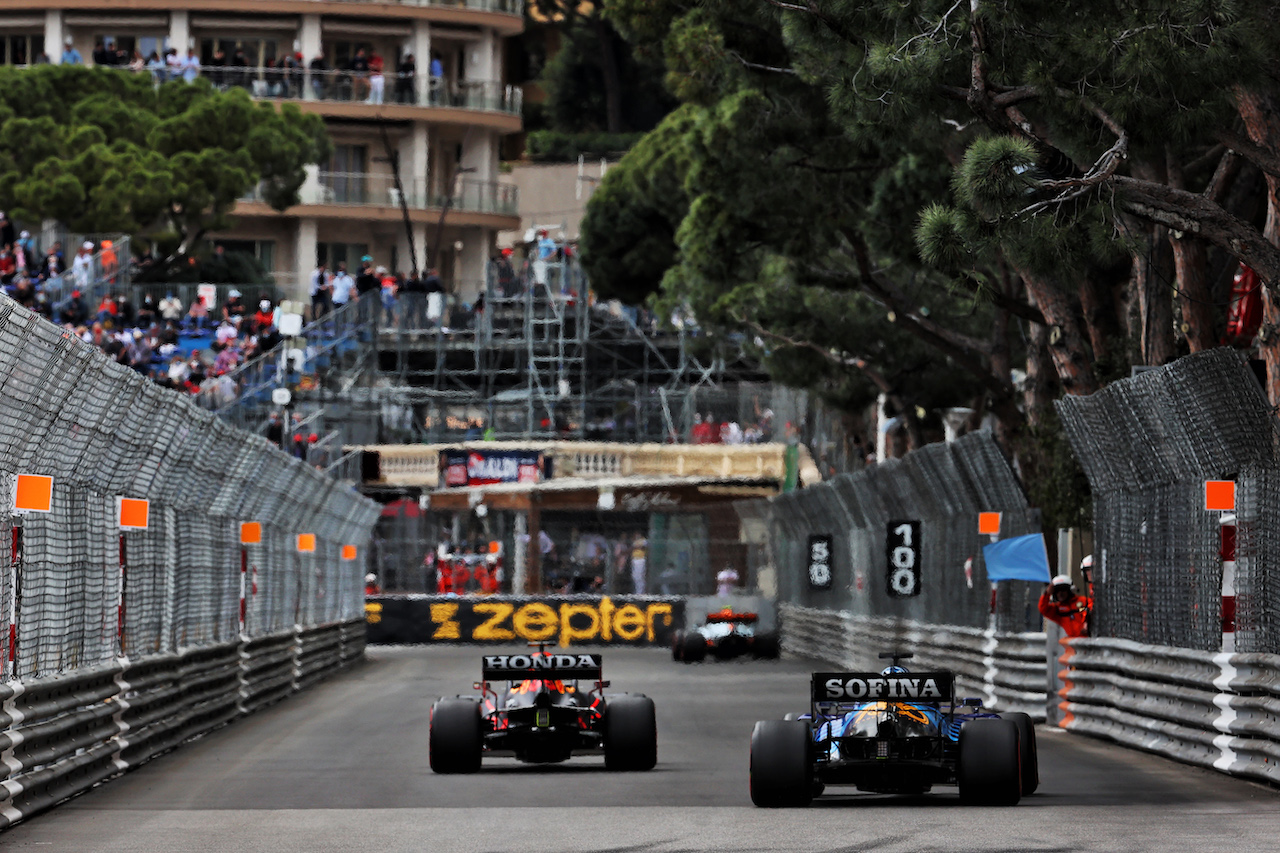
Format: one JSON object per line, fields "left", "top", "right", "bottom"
{"left": 749, "top": 653, "right": 1038, "bottom": 806}
{"left": 429, "top": 649, "right": 657, "bottom": 773}
{"left": 671, "top": 609, "right": 780, "bottom": 662}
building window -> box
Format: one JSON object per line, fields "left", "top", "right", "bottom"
{"left": 1, "top": 34, "right": 45, "bottom": 65}
{"left": 216, "top": 239, "right": 276, "bottom": 274}
{"left": 318, "top": 243, "right": 369, "bottom": 271}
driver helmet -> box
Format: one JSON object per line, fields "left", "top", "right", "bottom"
{"left": 881, "top": 665, "right": 908, "bottom": 675}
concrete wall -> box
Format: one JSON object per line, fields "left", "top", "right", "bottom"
{"left": 497, "top": 159, "right": 614, "bottom": 247}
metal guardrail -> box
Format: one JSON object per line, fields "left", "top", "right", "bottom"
{"left": 1059, "top": 636, "right": 1280, "bottom": 784}
{"left": 0, "top": 619, "right": 364, "bottom": 829}
{"left": 780, "top": 604, "right": 1048, "bottom": 721}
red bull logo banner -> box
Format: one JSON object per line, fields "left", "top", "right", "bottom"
{"left": 441, "top": 449, "right": 545, "bottom": 487}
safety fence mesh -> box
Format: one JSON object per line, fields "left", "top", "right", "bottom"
{"left": 741, "top": 431, "right": 1043, "bottom": 632}
{"left": 0, "top": 297, "right": 381, "bottom": 680}
{"left": 1056, "top": 348, "right": 1280, "bottom": 653}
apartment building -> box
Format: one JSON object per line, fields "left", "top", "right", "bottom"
{"left": 0, "top": 1, "right": 524, "bottom": 302}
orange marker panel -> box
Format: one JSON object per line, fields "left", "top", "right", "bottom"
{"left": 977, "top": 512, "right": 1002, "bottom": 536}
{"left": 240, "top": 522, "right": 262, "bottom": 545}
{"left": 342, "top": 545, "right": 358, "bottom": 561}
{"left": 13, "top": 474, "right": 53, "bottom": 513}
{"left": 297, "top": 533, "right": 317, "bottom": 553}
{"left": 1205, "top": 480, "right": 1236, "bottom": 512}
{"left": 118, "top": 498, "right": 150, "bottom": 529}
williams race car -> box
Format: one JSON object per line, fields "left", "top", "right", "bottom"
{"left": 749, "top": 653, "right": 1037, "bottom": 806}
{"left": 671, "top": 609, "right": 780, "bottom": 662}
{"left": 429, "top": 648, "right": 657, "bottom": 773}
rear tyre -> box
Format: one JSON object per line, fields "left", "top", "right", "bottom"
{"left": 681, "top": 631, "right": 707, "bottom": 663}
{"left": 753, "top": 631, "right": 781, "bottom": 659}
{"left": 671, "top": 630, "right": 685, "bottom": 662}
{"left": 1004, "top": 712, "right": 1039, "bottom": 795}
{"left": 749, "top": 720, "right": 813, "bottom": 807}
{"left": 604, "top": 696, "right": 658, "bottom": 771}
{"left": 429, "top": 698, "right": 483, "bottom": 774}
{"left": 958, "top": 719, "right": 1021, "bottom": 805}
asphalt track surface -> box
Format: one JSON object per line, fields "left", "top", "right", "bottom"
{"left": 2, "top": 645, "right": 1278, "bottom": 852}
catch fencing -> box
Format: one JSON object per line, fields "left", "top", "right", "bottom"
{"left": 0, "top": 295, "right": 379, "bottom": 675}
{"left": 0, "top": 294, "right": 379, "bottom": 823}
{"left": 1056, "top": 348, "right": 1280, "bottom": 653}
{"left": 742, "top": 430, "right": 1043, "bottom": 632}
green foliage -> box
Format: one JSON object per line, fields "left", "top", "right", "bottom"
{"left": 524, "top": 130, "right": 646, "bottom": 162}
{"left": 0, "top": 65, "right": 328, "bottom": 258}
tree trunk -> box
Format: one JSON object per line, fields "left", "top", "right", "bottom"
{"left": 1170, "top": 236, "right": 1215, "bottom": 351}
{"left": 1126, "top": 161, "right": 1178, "bottom": 366}
{"left": 593, "top": 16, "right": 625, "bottom": 133}
{"left": 1015, "top": 270, "right": 1100, "bottom": 395}
{"left": 1237, "top": 89, "right": 1280, "bottom": 404}
{"left": 1023, "top": 292, "right": 1057, "bottom": 428}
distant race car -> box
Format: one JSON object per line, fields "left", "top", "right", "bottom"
{"left": 671, "top": 609, "right": 780, "bottom": 662}
{"left": 749, "top": 653, "right": 1038, "bottom": 806}
{"left": 429, "top": 648, "right": 657, "bottom": 773}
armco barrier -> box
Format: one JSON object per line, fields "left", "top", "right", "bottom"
{"left": 1059, "top": 636, "right": 1280, "bottom": 784}
{"left": 781, "top": 604, "right": 1047, "bottom": 720}
{"left": 0, "top": 618, "right": 364, "bottom": 829}
{"left": 366, "top": 595, "right": 684, "bottom": 647}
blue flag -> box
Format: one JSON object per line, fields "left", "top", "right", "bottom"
{"left": 982, "top": 533, "right": 1051, "bottom": 583}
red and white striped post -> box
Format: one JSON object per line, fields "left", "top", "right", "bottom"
{"left": 1220, "top": 514, "right": 1237, "bottom": 653}
{"left": 1205, "top": 480, "right": 1237, "bottom": 653}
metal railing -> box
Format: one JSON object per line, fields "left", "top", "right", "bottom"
{"left": 214, "top": 66, "right": 522, "bottom": 115}
{"left": 326, "top": 0, "right": 522, "bottom": 10}
{"left": 243, "top": 173, "right": 518, "bottom": 216}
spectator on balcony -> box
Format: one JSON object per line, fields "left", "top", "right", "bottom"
{"left": 282, "top": 53, "right": 303, "bottom": 98}
{"left": 230, "top": 47, "right": 251, "bottom": 89}
{"left": 92, "top": 39, "right": 115, "bottom": 67}
{"left": 424, "top": 267, "right": 444, "bottom": 327}
{"left": 146, "top": 52, "right": 165, "bottom": 82}
{"left": 429, "top": 53, "right": 445, "bottom": 104}
{"left": 181, "top": 48, "right": 201, "bottom": 83}
{"left": 61, "top": 38, "right": 83, "bottom": 66}
{"left": 349, "top": 49, "right": 371, "bottom": 101}
{"left": 367, "top": 51, "right": 386, "bottom": 105}
{"left": 128, "top": 50, "right": 146, "bottom": 73}
{"left": 263, "top": 58, "right": 284, "bottom": 97}
{"left": 207, "top": 48, "right": 227, "bottom": 88}
{"left": 309, "top": 53, "right": 330, "bottom": 99}
{"left": 400, "top": 269, "right": 425, "bottom": 329}
{"left": 396, "top": 52, "right": 416, "bottom": 104}
{"left": 164, "top": 48, "right": 182, "bottom": 81}
{"left": 310, "top": 261, "right": 332, "bottom": 320}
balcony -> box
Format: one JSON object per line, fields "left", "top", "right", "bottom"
{"left": 213, "top": 67, "right": 521, "bottom": 118}
{"left": 333, "top": 0, "right": 523, "bottom": 11}
{"left": 242, "top": 174, "right": 518, "bottom": 217}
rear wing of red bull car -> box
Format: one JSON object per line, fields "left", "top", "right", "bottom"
{"left": 481, "top": 653, "right": 604, "bottom": 682}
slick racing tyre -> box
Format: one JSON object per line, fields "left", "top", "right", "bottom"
{"left": 957, "top": 718, "right": 1021, "bottom": 805}
{"left": 604, "top": 696, "right": 658, "bottom": 771}
{"left": 429, "top": 698, "right": 483, "bottom": 774}
{"left": 753, "top": 632, "right": 781, "bottom": 659}
{"left": 671, "top": 630, "right": 686, "bottom": 662}
{"left": 681, "top": 631, "right": 707, "bottom": 663}
{"left": 1004, "top": 712, "right": 1039, "bottom": 795}
{"left": 749, "top": 719, "right": 813, "bottom": 807}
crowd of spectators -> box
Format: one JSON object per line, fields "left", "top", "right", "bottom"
{"left": 58, "top": 36, "right": 457, "bottom": 107}
{"left": 688, "top": 406, "right": 776, "bottom": 445}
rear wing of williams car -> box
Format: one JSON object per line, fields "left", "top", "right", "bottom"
{"left": 811, "top": 671, "right": 955, "bottom": 711}
{"left": 481, "top": 653, "right": 604, "bottom": 681}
